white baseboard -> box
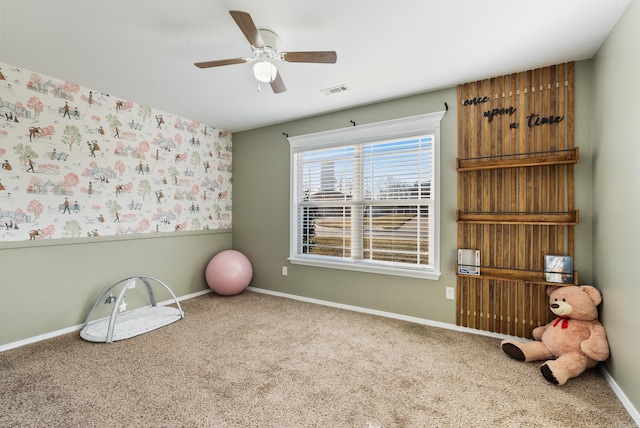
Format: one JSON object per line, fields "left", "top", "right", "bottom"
{"left": 0, "top": 324, "right": 86, "bottom": 353}
{"left": 247, "top": 286, "right": 514, "bottom": 340}
{"left": 600, "top": 365, "right": 640, "bottom": 426}
{"left": 0, "top": 288, "right": 213, "bottom": 353}
{"left": 247, "top": 286, "right": 640, "bottom": 425}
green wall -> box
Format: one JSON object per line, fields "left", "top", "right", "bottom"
{"left": 592, "top": 0, "right": 640, "bottom": 413}
{"left": 0, "top": 231, "right": 231, "bottom": 346}
{"left": 233, "top": 89, "right": 457, "bottom": 322}
{"left": 232, "top": 61, "right": 594, "bottom": 324}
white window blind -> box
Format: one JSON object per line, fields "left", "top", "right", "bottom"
{"left": 288, "top": 111, "right": 445, "bottom": 279}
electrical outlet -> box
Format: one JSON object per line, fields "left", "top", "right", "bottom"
{"left": 282, "top": 266, "right": 288, "bottom": 276}
{"left": 445, "top": 287, "right": 455, "bottom": 300}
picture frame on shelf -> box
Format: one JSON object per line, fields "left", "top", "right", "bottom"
{"left": 458, "top": 249, "right": 480, "bottom": 275}
{"left": 544, "top": 255, "right": 574, "bottom": 284}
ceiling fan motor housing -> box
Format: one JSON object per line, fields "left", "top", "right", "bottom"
{"left": 254, "top": 29, "right": 280, "bottom": 60}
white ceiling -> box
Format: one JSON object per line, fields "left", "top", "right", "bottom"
{"left": 0, "top": 0, "right": 630, "bottom": 133}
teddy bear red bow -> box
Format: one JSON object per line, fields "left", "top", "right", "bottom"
{"left": 501, "top": 285, "right": 609, "bottom": 385}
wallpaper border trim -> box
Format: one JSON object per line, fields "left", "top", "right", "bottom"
{"left": 0, "top": 228, "right": 231, "bottom": 250}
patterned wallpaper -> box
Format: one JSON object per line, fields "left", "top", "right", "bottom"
{"left": 0, "top": 61, "right": 232, "bottom": 242}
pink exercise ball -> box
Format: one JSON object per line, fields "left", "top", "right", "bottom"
{"left": 205, "top": 250, "right": 253, "bottom": 296}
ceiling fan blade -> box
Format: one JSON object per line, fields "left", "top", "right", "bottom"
{"left": 229, "top": 10, "right": 265, "bottom": 48}
{"left": 280, "top": 51, "right": 337, "bottom": 64}
{"left": 194, "top": 58, "right": 251, "bottom": 68}
{"left": 270, "top": 71, "right": 286, "bottom": 94}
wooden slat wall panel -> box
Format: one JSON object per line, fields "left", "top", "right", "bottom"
{"left": 456, "top": 63, "right": 575, "bottom": 338}
{"left": 457, "top": 278, "right": 554, "bottom": 337}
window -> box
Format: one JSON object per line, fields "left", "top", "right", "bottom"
{"left": 288, "top": 111, "right": 445, "bottom": 279}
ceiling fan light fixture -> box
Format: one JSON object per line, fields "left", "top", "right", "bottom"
{"left": 253, "top": 61, "right": 277, "bottom": 83}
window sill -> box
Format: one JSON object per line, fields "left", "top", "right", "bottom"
{"left": 288, "top": 256, "right": 441, "bottom": 280}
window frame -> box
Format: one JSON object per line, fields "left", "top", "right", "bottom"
{"left": 288, "top": 111, "right": 445, "bottom": 280}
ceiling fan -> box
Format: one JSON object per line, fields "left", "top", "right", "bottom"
{"left": 194, "top": 10, "right": 337, "bottom": 94}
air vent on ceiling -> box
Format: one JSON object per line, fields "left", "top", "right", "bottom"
{"left": 321, "top": 84, "right": 349, "bottom": 95}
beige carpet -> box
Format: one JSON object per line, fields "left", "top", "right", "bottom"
{"left": 0, "top": 291, "right": 636, "bottom": 428}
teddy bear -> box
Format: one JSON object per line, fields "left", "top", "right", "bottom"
{"left": 501, "top": 285, "right": 609, "bottom": 385}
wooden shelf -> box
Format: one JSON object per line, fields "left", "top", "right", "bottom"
{"left": 456, "top": 210, "right": 579, "bottom": 225}
{"left": 456, "top": 265, "right": 578, "bottom": 285}
{"left": 456, "top": 63, "right": 576, "bottom": 338}
{"left": 456, "top": 147, "right": 579, "bottom": 172}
